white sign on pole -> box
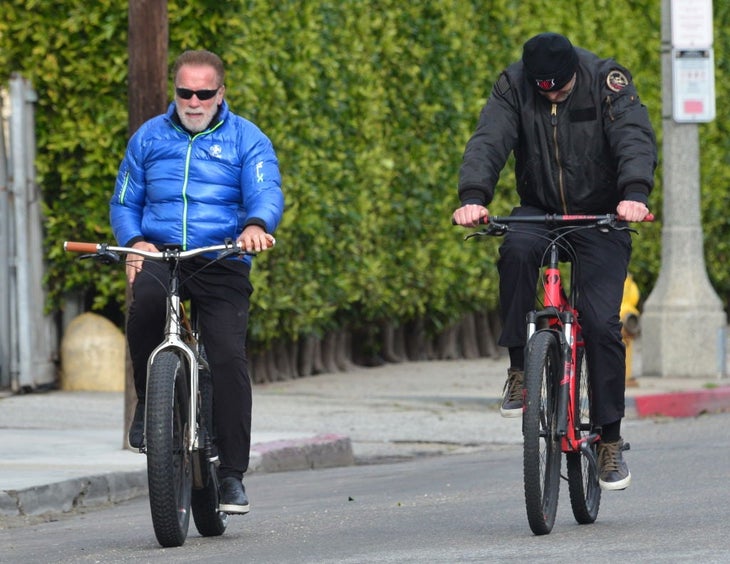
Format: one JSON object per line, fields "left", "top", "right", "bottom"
{"left": 671, "top": 0, "right": 713, "bottom": 48}
{"left": 672, "top": 49, "right": 715, "bottom": 123}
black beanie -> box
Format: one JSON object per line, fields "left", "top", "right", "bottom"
{"left": 522, "top": 33, "right": 578, "bottom": 92}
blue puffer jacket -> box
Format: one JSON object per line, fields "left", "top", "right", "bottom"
{"left": 110, "top": 100, "right": 284, "bottom": 265}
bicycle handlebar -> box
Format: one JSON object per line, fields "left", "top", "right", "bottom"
{"left": 63, "top": 240, "right": 255, "bottom": 260}
{"left": 452, "top": 212, "right": 654, "bottom": 227}
{"left": 482, "top": 212, "right": 654, "bottom": 226}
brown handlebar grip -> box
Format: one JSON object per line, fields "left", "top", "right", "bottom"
{"left": 64, "top": 241, "right": 100, "bottom": 253}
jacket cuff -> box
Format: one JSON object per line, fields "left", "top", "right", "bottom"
{"left": 623, "top": 182, "right": 649, "bottom": 205}
{"left": 244, "top": 218, "right": 268, "bottom": 231}
{"left": 124, "top": 236, "right": 144, "bottom": 247}
{"left": 459, "top": 187, "right": 488, "bottom": 206}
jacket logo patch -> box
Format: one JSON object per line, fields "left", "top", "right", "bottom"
{"left": 607, "top": 70, "right": 629, "bottom": 92}
{"left": 256, "top": 161, "right": 264, "bottom": 182}
{"left": 209, "top": 144, "right": 222, "bottom": 158}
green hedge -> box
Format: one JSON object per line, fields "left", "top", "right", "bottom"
{"left": 1, "top": 0, "right": 727, "bottom": 352}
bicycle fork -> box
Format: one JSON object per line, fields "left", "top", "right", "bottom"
{"left": 145, "top": 285, "right": 201, "bottom": 455}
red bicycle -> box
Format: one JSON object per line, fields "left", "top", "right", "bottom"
{"left": 465, "top": 213, "right": 649, "bottom": 535}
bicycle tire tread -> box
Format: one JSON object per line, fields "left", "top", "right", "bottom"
{"left": 146, "top": 351, "right": 192, "bottom": 547}
{"left": 522, "top": 330, "right": 562, "bottom": 535}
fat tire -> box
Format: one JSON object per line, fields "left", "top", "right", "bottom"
{"left": 523, "top": 330, "right": 562, "bottom": 535}
{"left": 567, "top": 345, "right": 601, "bottom": 524}
{"left": 192, "top": 351, "right": 228, "bottom": 536}
{"left": 146, "top": 350, "right": 192, "bottom": 548}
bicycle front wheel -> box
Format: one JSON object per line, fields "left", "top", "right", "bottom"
{"left": 567, "top": 345, "right": 601, "bottom": 524}
{"left": 523, "top": 330, "right": 562, "bottom": 535}
{"left": 146, "top": 350, "right": 193, "bottom": 547}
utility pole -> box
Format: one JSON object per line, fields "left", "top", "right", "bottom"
{"left": 124, "top": 0, "right": 168, "bottom": 448}
{"left": 641, "top": 0, "right": 726, "bottom": 378}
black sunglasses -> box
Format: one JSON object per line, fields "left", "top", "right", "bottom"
{"left": 175, "top": 87, "right": 220, "bottom": 100}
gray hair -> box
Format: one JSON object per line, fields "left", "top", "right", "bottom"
{"left": 171, "top": 50, "right": 225, "bottom": 86}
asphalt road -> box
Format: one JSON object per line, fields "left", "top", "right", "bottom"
{"left": 2, "top": 411, "right": 729, "bottom": 563}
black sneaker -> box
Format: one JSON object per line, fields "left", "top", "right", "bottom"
{"left": 219, "top": 477, "right": 250, "bottom": 515}
{"left": 598, "top": 438, "right": 631, "bottom": 491}
{"left": 128, "top": 401, "right": 145, "bottom": 449}
{"left": 500, "top": 368, "right": 524, "bottom": 418}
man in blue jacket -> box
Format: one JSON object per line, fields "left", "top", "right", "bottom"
{"left": 110, "top": 49, "right": 284, "bottom": 514}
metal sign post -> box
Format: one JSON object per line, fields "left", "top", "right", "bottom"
{"left": 642, "top": 0, "right": 726, "bottom": 379}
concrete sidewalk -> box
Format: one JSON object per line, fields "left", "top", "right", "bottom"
{"left": 1, "top": 340, "right": 728, "bottom": 524}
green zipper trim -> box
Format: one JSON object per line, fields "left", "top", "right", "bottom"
{"left": 171, "top": 119, "right": 225, "bottom": 250}
{"left": 118, "top": 171, "right": 130, "bottom": 204}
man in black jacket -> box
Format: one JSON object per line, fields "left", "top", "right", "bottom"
{"left": 452, "top": 32, "right": 657, "bottom": 491}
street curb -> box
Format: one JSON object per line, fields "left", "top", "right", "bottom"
{"left": 0, "top": 434, "right": 353, "bottom": 520}
{"left": 249, "top": 434, "right": 354, "bottom": 473}
{"left": 0, "top": 470, "right": 147, "bottom": 519}
{"left": 634, "top": 386, "right": 730, "bottom": 418}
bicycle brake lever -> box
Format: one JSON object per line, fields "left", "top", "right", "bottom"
{"left": 489, "top": 223, "right": 508, "bottom": 236}
{"left": 595, "top": 218, "right": 638, "bottom": 235}
{"left": 78, "top": 250, "right": 121, "bottom": 265}
{"left": 465, "top": 223, "right": 508, "bottom": 239}
{"left": 216, "top": 248, "right": 241, "bottom": 260}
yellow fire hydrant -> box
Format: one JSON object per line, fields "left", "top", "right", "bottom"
{"left": 620, "top": 274, "right": 641, "bottom": 386}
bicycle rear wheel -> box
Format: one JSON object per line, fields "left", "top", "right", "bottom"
{"left": 192, "top": 350, "right": 228, "bottom": 536}
{"left": 146, "top": 350, "right": 193, "bottom": 547}
{"left": 567, "top": 345, "right": 601, "bottom": 524}
{"left": 522, "top": 330, "right": 562, "bottom": 535}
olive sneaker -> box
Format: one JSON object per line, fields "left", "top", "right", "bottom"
{"left": 598, "top": 438, "right": 631, "bottom": 491}
{"left": 500, "top": 368, "right": 524, "bottom": 418}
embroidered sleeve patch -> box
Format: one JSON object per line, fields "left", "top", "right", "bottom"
{"left": 495, "top": 73, "right": 511, "bottom": 96}
{"left": 606, "top": 70, "right": 629, "bottom": 92}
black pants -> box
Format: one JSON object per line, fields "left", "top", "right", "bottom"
{"left": 497, "top": 206, "right": 632, "bottom": 425}
{"left": 127, "top": 257, "right": 253, "bottom": 480}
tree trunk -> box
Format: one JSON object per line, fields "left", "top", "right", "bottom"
{"left": 404, "top": 318, "right": 427, "bottom": 361}
{"left": 381, "top": 321, "right": 404, "bottom": 363}
{"left": 459, "top": 312, "right": 481, "bottom": 359}
{"left": 124, "top": 0, "right": 168, "bottom": 449}
{"left": 489, "top": 310, "right": 505, "bottom": 359}
{"left": 437, "top": 323, "right": 460, "bottom": 360}
{"left": 251, "top": 351, "right": 266, "bottom": 384}
{"left": 273, "top": 339, "right": 293, "bottom": 380}
{"left": 475, "top": 311, "right": 499, "bottom": 358}
{"left": 321, "top": 331, "right": 340, "bottom": 374}
{"left": 335, "top": 330, "right": 354, "bottom": 372}
{"left": 311, "top": 334, "right": 325, "bottom": 374}
{"left": 127, "top": 1, "right": 168, "bottom": 134}
{"left": 298, "top": 334, "right": 315, "bottom": 377}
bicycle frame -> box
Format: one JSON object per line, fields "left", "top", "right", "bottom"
{"left": 147, "top": 262, "right": 203, "bottom": 453}
{"left": 524, "top": 239, "right": 597, "bottom": 458}
{"left": 468, "top": 213, "right": 629, "bottom": 457}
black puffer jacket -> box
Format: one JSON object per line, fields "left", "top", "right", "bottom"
{"left": 458, "top": 48, "right": 657, "bottom": 213}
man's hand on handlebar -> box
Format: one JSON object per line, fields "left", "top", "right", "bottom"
{"left": 616, "top": 200, "right": 650, "bottom": 223}
{"left": 126, "top": 241, "right": 158, "bottom": 285}
{"left": 452, "top": 204, "right": 489, "bottom": 227}
{"left": 237, "top": 225, "right": 276, "bottom": 254}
